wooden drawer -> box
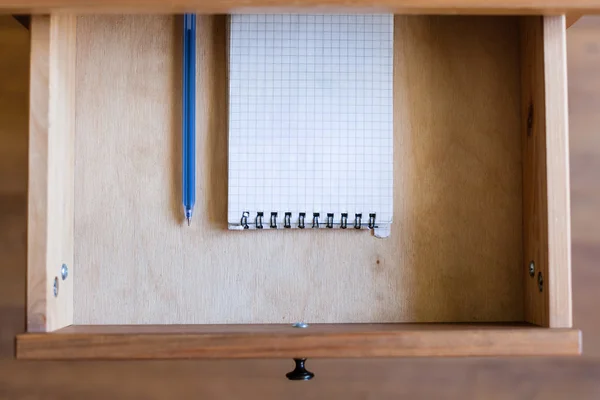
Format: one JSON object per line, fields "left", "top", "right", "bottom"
{"left": 17, "top": 14, "right": 579, "bottom": 360}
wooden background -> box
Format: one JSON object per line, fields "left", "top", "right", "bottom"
{"left": 72, "top": 15, "right": 523, "bottom": 325}
{"left": 1, "top": 14, "right": 600, "bottom": 398}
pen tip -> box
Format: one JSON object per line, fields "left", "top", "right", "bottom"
{"left": 187, "top": 216, "right": 191, "bottom": 226}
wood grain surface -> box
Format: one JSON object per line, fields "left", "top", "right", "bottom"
{"left": 35, "top": 322, "right": 557, "bottom": 333}
{"left": 542, "top": 16, "right": 573, "bottom": 328}
{"left": 1, "top": 358, "right": 600, "bottom": 399}
{"left": 2, "top": 14, "right": 600, "bottom": 399}
{"left": 27, "top": 15, "right": 76, "bottom": 333}
{"left": 72, "top": 15, "right": 523, "bottom": 325}
{"left": 16, "top": 324, "right": 580, "bottom": 359}
{"left": 0, "top": 14, "right": 28, "bottom": 361}
{"left": 520, "top": 16, "right": 572, "bottom": 328}
{"left": 1, "top": 0, "right": 600, "bottom": 14}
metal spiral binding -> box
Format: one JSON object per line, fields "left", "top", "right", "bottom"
{"left": 238, "top": 212, "right": 376, "bottom": 230}
{"left": 340, "top": 213, "right": 348, "bottom": 229}
{"left": 354, "top": 213, "right": 362, "bottom": 229}
{"left": 298, "top": 213, "right": 306, "bottom": 229}
{"left": 326, "top": 213, "right": 334, "bottom": 228}
{"left": 241, "top": 211, "right": 250, "bottom": 229}
{"left": 368, "top": 213, "right": 376, "bottom": 229}
{"left": 270, "top": 212, "right": 278, "bottom": 229}
{"left": 312, "top": 213, "right": 320, "bottom": 228}
{"left": 284, "top": 212, "right": 292, "bottom": 228}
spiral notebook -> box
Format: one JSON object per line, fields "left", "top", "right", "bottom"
{"left": 227, "top": 14, "right": 394, "bottom": 237}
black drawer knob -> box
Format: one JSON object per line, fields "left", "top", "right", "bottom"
{"left": 286, "top": 358, "right": 314, "bottom": 381}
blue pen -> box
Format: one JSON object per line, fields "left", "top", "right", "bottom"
{"left": 183, "top": 14, "right": 196, "bottom": 226}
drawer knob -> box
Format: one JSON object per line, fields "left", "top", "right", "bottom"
{"left": 286, "top": 358, "right": 314, "bottom": 381}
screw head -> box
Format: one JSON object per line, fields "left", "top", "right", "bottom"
{"left": 538, "top": 271, "right": 544, "bottom": 292}
{"left": 61, "top": 264, "right": 69, "bottom": 280}
{"left": 529, "top": 261, "right": 535, "bottom": 277}
{"left": 292, "top": 322, "right": 309, "bottom": 328}
{"left": 53, "top": 277, "right": 59, "bottom": 297}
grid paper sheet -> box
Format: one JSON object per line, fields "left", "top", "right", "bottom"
{"left": 228, "top": 14, "right": 394, "bottom": 234}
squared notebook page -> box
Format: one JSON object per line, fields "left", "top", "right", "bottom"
{"left": 228, "top": 14, "right": 393, "bottom": 234}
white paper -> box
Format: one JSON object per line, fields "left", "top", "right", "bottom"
{"left": 228, "top": 14, "right": 394, "bottom": 233}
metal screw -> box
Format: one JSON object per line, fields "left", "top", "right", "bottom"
{"left": 292, "top": 322, "right": 309, "bottom": 328}
{"left": 53, "top": 277, "right": 59, "bottom": 297}
{"left": 61, "top": 264, "right": 68, "bottom": 280}
{"left": 538, "top": 271, "right": 544, "bottom": 292}
{"left": 529, "top": 261, "right": 535, "bottom": 277}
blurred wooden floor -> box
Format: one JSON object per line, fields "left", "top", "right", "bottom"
{"left": 1, "top": 15, "right": 600, "bottom": 399}
{"left": 568, "top": 17, "right": 600, "bottom": 359}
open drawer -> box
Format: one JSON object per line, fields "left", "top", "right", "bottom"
{"left": 17, "top": 14, "right": 579, "bottom": 360}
